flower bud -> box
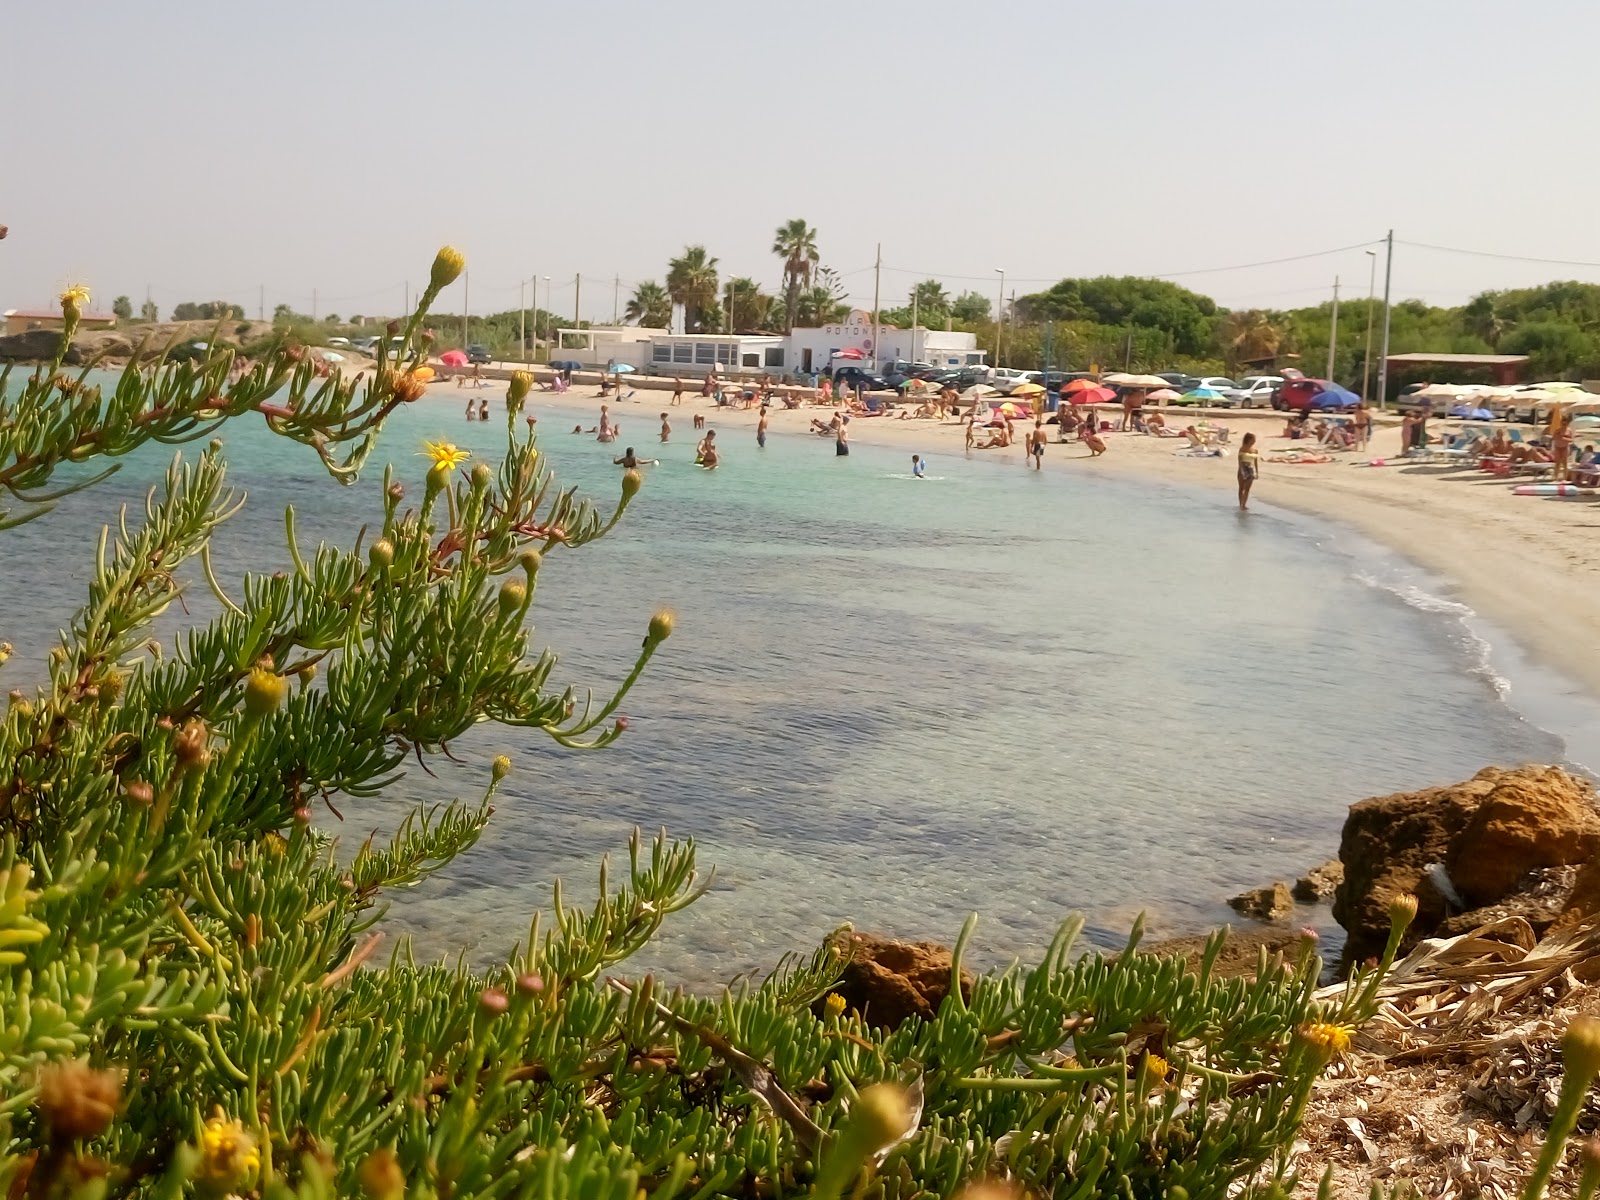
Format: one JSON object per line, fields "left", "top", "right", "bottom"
{"left": 38, "top": 1060, "right": 121, "bottom": 1141}
{"left": 479, "top": 988, "right": 509, "bottom": 1017}
{"left": 1563, "top": 1015, "right": 1600, "bottom": 1084}
{"left": 124, "top": 780, "right": 154, "bottom": 806}
{"left": 197, "top": 1113, "right": 259, "bottom": 1193}
{"left": 614, "top": 716, "right": 630, "bottom": 733}
{"left": 621, "top": 468, "right": 642, "bottom": 499}
{"left": 387, "top": 482, "right": 405, "bottom": 503}
{"left": 498, "top": 579, "right": 527, "bottom": 617}
{"left": 358, "top": 1148, "right": 405, "bottom": 1200}
{"left": 508, "top": 370, "right": 533, "bottom": 405}
{"left": 174, "top": 719, "right": 210, "bottom": 771}
{"left": 491, "top": 755, "right": 512, "bottom": 783}
{"left": 1388, "top": 892, "right": 1418, "bottom": 929}
{"left": 242, "top": 666, "right": 288, "bottom": 718}
{"left": 851, "top": 1082, "right": 912, "bottom": 1149}
{"left": 1139, "top": 1052, "right": 1170, "bottom": 1088}
{"left": 59, "top": 284, "right": 90, "bottom": 323}
{"left": 824, "top": 992, "right": 846, "bottom": 1018}
{"left": 369, "top": 539, "right": 395, "bottom": 571}
{"left": 392, "top": 371, "right": 427, "bottom": 404}
{"left": 471, "top": 462, "right": 493, "bottom": 491}
{"left": 296, "top": 662, "right": 317, "bottom": 687}
{"left": 516, "top": 972, "right": 544, "bottom": 996}
{"left": 647, "top": 609, "right": 676, "bottom": 644}
{"left": 386, "top": 319, "right": 400, "bottom": 336}
{"left": 294, "top": 806, "right": 314, "bottom": 825}
{"left": 518, "top": 548, "right": 543, "bottom": 575}
{"left": 209, "top": 438, "right": 224, "bottom": 453}
{"left": 430, "top": 246, "right": 466, "bottom": 291}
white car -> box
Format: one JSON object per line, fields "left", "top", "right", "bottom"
{"left": 988, "top": 368, "right": 1041, "bottom": 394}
{"left": 1233, "top": 375, "right": 1283, "bottom": 408}
{"left": 325, "top": 336, "right": 352, "bottom": 349}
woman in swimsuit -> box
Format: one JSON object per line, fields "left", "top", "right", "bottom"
{"left": 835, "top": 417, "right": 850, "bottom": 457}
{"left": 1237, "top": 432, "right": 1260, "bottom": 511}
{"left": 696, "top": 430, "right": 719, "bottom": 469}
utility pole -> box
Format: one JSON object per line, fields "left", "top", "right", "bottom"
{"left": 1326, "top": 276, "right": 1340, "bottom": 381}
{"left": 258, "top": 285, "right": 264, "bottom": 322}
{"left": 1361, "top": 250, "right": 1378, "bottom": 403}
{"left": 870, "top": 243, "right": 882, "bottom": 372}
{"left": 1375, "top": 230, "right": 1394, "bottom": 410}
{"left": 574, "top": 274, "right": 581, "bottom": 330}
{"left": 613, "top": 275, "right": 620, "bottom": 325}
{"left": 911, "top": 286, "right": 919, "bottom": 363}
{"left": 520, "top": 280, "right": 527, "bottom": 363}
{"left": 462, "top": 271, "right": 469, "bottom": 347}
{"left": 312, "top": 288, "right": 317, "bottom": 321}
{"left": 993, "top": 268, "right": 1005, "bottom": 366}
{"left": 542, "top": 276, "right": 551, "bottom": 359}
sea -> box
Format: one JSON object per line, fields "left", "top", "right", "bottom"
{"left": 3, "top": 374, "right": 1592, "bottom": 985}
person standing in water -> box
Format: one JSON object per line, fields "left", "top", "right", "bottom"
{"left": 757, "top": 405, "right": 769, "bottom": 449}
{"left": 478, "top": 396, "right": 489, "bottom": 421}
{"left": 613, "top": 447, "right": 658, "bottom": 468}
{"left": 835, "top": 416, "right": 850, "bottom": 457}
{"left": 464, "top": 396, "right": 476, "bottom": 420}
{"left": 1237, "top": 432, "right": 1260, "bottom": 511}
{"left": 659, "top": 413, "right": 671, "bottom": 443}
{"left": 912, "top": 454, "right": 925, "bottom": 478}
{"left": 696, "top": 429, "right": 719, "bottom": 469}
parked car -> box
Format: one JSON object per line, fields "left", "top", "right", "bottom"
{"left": 466, "top": 343, "right": 493, "bottom": 364}
{"left": 931, "top": 367, "right": 987, "bottom": 390}
{"left": 832, "top": 366, "right": 889, "bottom": 392}
{"left": 993, "top": 369, "right": 1043, "bottom": 395}
{"left": 1279, "top": 378, "right": 1360, "bottom": 412}
{"left": 325, "top": 336, "right": 352, "bottom": 350}
{"left": 1154, "top": 371, "right": 1201, "bottom": 392}
{"left": 985, "top": 367, "right": 1034, "bottom": 392}
{"left": 351, "top": 336, "right": 380, "bottom": 354}
{"left": 1233, "top": 375, "right": 1283, "bottom": 408}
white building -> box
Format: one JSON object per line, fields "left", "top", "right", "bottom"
{"left": 785, "top": 311, "right": 986, "bottom": 375}
{"left": 551, "top": 326, "right": 663, "bottom": 369}
{"left": 646, "top": 333, "right": 788, "bottom": 377}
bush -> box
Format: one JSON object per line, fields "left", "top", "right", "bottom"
{"left": 0, "top": 260, "right": 1412, "bottom": 1199}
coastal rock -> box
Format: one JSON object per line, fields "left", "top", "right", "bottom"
{"left": 821, "top": 931, "right": 970, "bottom": 1029}
{"left": 1294, "top": 860, "right": 1345, "bottom": 902}
{"left": 1143, "top": 926, "right": 1309, "bottom": 979}
{"left": 1444, "top": 767, "right": 1600, "bottom": 906}
{"left": 1438, "top": 866, "right": 1579, "bottom": 939}
{"left": 0, "top": 330, "right": 63, "bottom": 362}
{"left": 1228, "top": 881, "right": 1294, "bottom": 921}
{"left": 1333, "top": 765, "right": 1600, "bottom": 967}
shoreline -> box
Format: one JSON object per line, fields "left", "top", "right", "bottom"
{"left": 493, "top": 380, "right": 1600, "bottom": 763}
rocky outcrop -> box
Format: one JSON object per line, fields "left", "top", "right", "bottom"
{"left": 1294, "top": 860, "right": 1344, "bottom": 902}
{"left": 820, "top": 931, "right": 971, "bottom": 1029}
{"left": 1334, "top": 765, "right": 1600, "bottom": 967}
{"left": 1229, "top": 881, "right": 1294, "bottom": 921}
{"left": 0, "top": 330, "right": 63, "bottom": 362}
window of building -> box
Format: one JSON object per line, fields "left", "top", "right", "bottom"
{"left": 694, "top": 343, "right": 716, "bottom": 365}
{"left": 741, "top": 353, "right": 760, "bottom": 368}
{"left": 672, "top": 343, "right": 692, "bottom": 364}
{"left": 652, "top": 344, "right": 671, "bottom": 363}
{"left": 764, "top": 347, "right": 785, "bottom": 368}
{"left": 716, "top": 343, "right": 735, "bottom": 364}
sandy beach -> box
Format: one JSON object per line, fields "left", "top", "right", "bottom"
{"left": 470, "top": 375, "right": 1600, "bottom": 702}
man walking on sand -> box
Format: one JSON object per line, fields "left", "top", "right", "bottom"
{"left": 672, "top": 377, "right": 684, "bottom": 406}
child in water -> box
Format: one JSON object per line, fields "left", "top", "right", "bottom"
{"left": 659, "top": 413, "right": 671, "bottom": 442}
{"left": 912, "top": 454, "right": 925, "bottom": 478}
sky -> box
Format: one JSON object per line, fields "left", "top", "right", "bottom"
{"left": 6, "top": 0, "right": 1600, "bottom": 323}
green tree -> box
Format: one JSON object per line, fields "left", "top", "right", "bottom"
{"left": 1218, "top": 309, "right": 1288, "bottom": 373}
{"left": 724, "top": 277, "right": 776, "bottom": 333}
{"left": 666, "top": 245, "right": 720, "bottom": 333}
{"left": 1461, "top": 293, "right": 1509, "bottom": 349}
{"left": 951, "top": 290, "right": 992, "bottom": 322}
{"left": 772, "top": 217, "right": 820, "bottom": 332}
{"left": 172, "top": 300, "right": 244, "bottom": 321}
{"left": 625, "top": 280, "right": 672, "bottom": 327}
{"left": 112, "top": 295, "right": 133, "bottom": 320}
{"left": 139, "top": 298, "right": 159, "bottom": 322}
{"left": 1500, "top": 320, "right": 1600, "bottom": 379}
{"left": 793, "top": 266, "right": 851, "bottom": 327}
{"left": 910, "top": 279, "right": 950, "bottom": 324}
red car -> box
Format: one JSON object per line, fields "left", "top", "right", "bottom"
{"left": 1277, "top": 378, "right": 1360, "bottom": 412}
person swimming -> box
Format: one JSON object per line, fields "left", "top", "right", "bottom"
{"left": 613, "top": 446, "right": 658, "bottom": 469}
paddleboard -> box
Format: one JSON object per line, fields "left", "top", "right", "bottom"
{"left": 1511, "top": 483, "right": 1599, "bottom": 497}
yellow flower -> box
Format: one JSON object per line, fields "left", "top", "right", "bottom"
{"left": 1140, "top": 1053, "right": 1170, "bottom": 1087}
{"left": 60, "top": 284, "right": 91, "bottom": 319}
{"left": 1299, "top": 1021, "right": 1353, "bottom": 1057}
{"left": 824, "top": 992, "right": 846, "bottom": 1018}
{"left": 421, "top": 441, "right": 470, "bottom": 473}
{"left": 198, "top": 1112, "right": 260, "bottom": 1191}
{"left": 430, "top": 246, "right": 466, "bottom": 291}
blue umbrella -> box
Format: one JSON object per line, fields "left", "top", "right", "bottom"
{"left": 1179, "top": 387, "right": 1223, "bottom": 403}
{"left": 609, "top": 363, "right": 636, "bottom": 374}
{"left": 1306, "top": 383, "right": 1360, "bottom": 411}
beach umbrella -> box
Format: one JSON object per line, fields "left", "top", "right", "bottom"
{"left": 1103, "top": 372, "right": 1169, "bottom": 389}
{"left": 1147, "top": 387, "right": 1181, "bottom": 401}
{"left": 1010, "top": 381, "right": 1046, "bottom": 397}
{"left": 1070, "top": 386, "right": 1117, "bottom": 405}
{"left": 412, "top": 366, "right": 436, "bottom": 382}
{"left": 961, "top": 383, "right": 999, "bottom": 398}
{"left": 1180, "top": 387, "right": 1223, "bottom": 403}
{"left": 1306, "top": 383, "right": 1361, "bottom": 411}
{"left": 610, "top": 363, "right": 636, "bottom": 374}
{"left": 1061, "top": 378, "right": 1104, "bottom": 395}
{"left": 997, "top": 400, "right": 1032, "bottom": 418}
{"left": 833, "top": 348, "right": 865, "bottom": 360}
{"left": 439, "top": 350, "right": 469, "bottom": 367}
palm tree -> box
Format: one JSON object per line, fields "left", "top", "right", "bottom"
{"left": 723, "top": 278, "right": 776, "bottom": 333}
{"left": 772, "top": 218, "right": 820, "bottom": 331}
{"left": 666, "top": 246, "right": 720, "bottom": 333}
{"left": 1461, "top": 293, "right": 1509, "bottom": 349}
{"left": 1220, "top": 309, "right": 1287, "bottom": 371}
{"left": 910, "top": 280, "right": 950, "bottom": 324}
{"left": 795, "top": 267, "right": 851, "bottom": 327}
{"left": 625, "top": 281, "right": 671, "bottom": 328}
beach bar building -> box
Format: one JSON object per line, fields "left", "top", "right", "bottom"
{"left": 4, "top": 308, "right": 118, "bottom": 335}
{"left": 647, "top": 334, "right": 787, "bottom": 376}
{"left": 786, "top": 312, "right": 985, "bottom": 375}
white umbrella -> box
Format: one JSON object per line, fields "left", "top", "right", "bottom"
{"left": 961, "top": 383, "right": 999, "bottom": 398}
{"left": 1102, "top": 372, "right": 1169, "bottom": 389}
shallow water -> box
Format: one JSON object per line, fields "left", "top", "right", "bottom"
{"left": 0, "top": 377, "right": 1572, "bottom": 984}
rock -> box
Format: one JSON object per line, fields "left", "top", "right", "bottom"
{"left": 1437, "top": 866, "right": 1580, "bottom": 939}
{"left": 1334, "top": 765, "right": 1600, "bottom": 969}
{"left": 1142, "top": 926, "right": 1310, "bottom": 979}
{"left": 1294, "top": 860, "right": 1345, "bottom": 903}
{"left": 1228, "top": 881, "right": 1294, "bottom": 921}
{"left": 1445, "top": 766, "right": 1600, "bottom": 906}
{"left": 1557, "top": 855, "right": 1600, "bottom": 926}
{"left": 0, "top": 330, "right": 64, "bottom": 362}
{"left": 819, "top": 931, "right": 971, "bottom": 1029}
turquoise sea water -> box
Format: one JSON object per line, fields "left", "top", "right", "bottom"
{"left": 0, "top": 378, "right": 1574, "bottom": 983}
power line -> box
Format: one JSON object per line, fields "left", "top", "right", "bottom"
{"left": 881, "top": 240, "right": 1381, "bottom": 287}
{"left": 1397, "top": 239, "right": 1600, "bottom": 270}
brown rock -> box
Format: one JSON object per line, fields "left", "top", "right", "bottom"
{"left": 1334, "top": 764, "right": 1599, "bottom": 969}
{"left": 820, "top": 931, "right": 971, "bottom": 1029}
{"left": 1228, "top": 881, "right": 1294, "bottom": 921}
{"left": 1445, "top": 766, "right": 1600, "bottom": 906}
{"left": 1438, "top": 866, "right": 1580, "bottom": 938}
{"left": 1556, "top": 855, "right": 1600, "bottom": 926}
{"left": 1294, "top": 860, "right": 1345, "bottom": 903}
{"left": 1142, "top": 926, "right": 1310, "bottom": 979}
{"left": 0, "top": 329, "right": 63, "bottom": 361}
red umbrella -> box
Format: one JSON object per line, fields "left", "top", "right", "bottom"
{"left": 832, "top": 348, "right": 865, "bottom": 360}
{"left": 1061, "top": 378, "right": 1103, "bottom": 394}
{"left": 1069, "top": 386, "right": 1117, "bottom": 405}
{"left": 439, "top": 349, "right": 469, "bottom": 367}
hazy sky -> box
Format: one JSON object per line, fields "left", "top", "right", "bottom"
{"left": 7, "top": 0, "right": 1600, "bottom": 322}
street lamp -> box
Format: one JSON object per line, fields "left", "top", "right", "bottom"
{"left": 1361, "top": 250, "right": 1378, "bottom": 403}
{"left": 993, "top": 268, "right": 1005, "bottom": 367}
{"left": 541, "top": 275, "right": 552, "bottom": 362}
